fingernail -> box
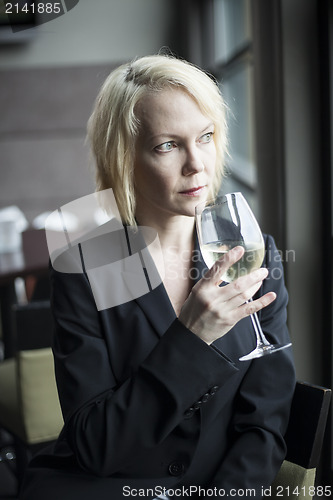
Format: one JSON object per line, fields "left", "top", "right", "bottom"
{"left": 232, "top": 246, "right": 244, "bottom": 255}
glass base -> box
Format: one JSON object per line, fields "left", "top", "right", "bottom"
{"left": 239, "top": 342, "right": 292, "bottom": 362}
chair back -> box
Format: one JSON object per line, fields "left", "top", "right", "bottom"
{"left": 271, "top": 381, "right": 331, "bottom": 499}
{"left": 0, "top": 300, "right": 64, "bottom": 445}
{"left": 0, "top": 300, "right": 63, "bottom": 487}
{"left": 285, "top": 381, "right": 331, "bottom": 469}
{"left": 12, "top": 300, "right": 54, "bottom": 351}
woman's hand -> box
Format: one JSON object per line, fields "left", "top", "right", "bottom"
{"left": 178, "top": 246, "right": 276, "bottom": 345}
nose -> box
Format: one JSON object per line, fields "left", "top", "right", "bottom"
{"left": 182, "top": 146, "right": 204, "bottom": 176}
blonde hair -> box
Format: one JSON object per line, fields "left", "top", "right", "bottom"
{"left": 87, "top": 54, "right": 228, "bottom": 226}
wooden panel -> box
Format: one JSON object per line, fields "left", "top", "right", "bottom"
{"left": 0, "top": 64, "right": 115, "bottom": 134}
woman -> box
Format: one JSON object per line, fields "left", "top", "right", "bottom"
{"left": 21, "top": 54, "right": 295, "bottom": 499}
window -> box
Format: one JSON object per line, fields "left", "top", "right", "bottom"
{"left": 213, "top": 0, "right": 258, "bottom": 213}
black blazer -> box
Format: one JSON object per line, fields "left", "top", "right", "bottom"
{"left": 21, "top": 232, "right": 295, "bottom": 500}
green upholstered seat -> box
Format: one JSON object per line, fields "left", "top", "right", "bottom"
{"left": 271, "top": 461, "right": 316, "bottom": 499}
{"left": 0, "top": 357, "right": 23, "bottom": 439}
{"left": 0, "top": 347, "right": 63, "bottom": 445}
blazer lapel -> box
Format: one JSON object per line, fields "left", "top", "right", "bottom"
{"left": 193, "top": 229, "right": 208, "bottom": 285}
{"left": 135, "top": 282, "right": 176, "bottom": 338}
{"left": 122, "top": 224, "right": 174, "bottom": 338}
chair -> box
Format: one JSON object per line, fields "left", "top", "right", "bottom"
{"left": 271, "top": 381, "right": 332, "bottom": 499}
{"left": 0, "top": 301, "right": 63, "bottom": 487}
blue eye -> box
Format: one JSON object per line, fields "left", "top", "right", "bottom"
{"left": 155, "top": 141, "right": 175, "bottom": 152}
{"left": 200, "top": 132, "right": 214, "bottom": 143}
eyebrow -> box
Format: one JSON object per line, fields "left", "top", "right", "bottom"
{"left": 148, "top": 122, "right": 215, "bottom": 143}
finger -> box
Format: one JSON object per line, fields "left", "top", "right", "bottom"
{"left": 233, "top": 291, "right": 277, "bottom": 322}
{"left": 225, "top": 279, "right": 266, "bottom": 309}
{"left": 221, "top": 266, "right": 268, "bottom": 302}
{"left": 244, "top": 291, "right": 276, "bottom": 315}
{"left": 204, "top": 246, "right": 245, "bottom": 285}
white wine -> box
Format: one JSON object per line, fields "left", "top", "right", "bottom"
{"left": 201, "top": 242, "right": 265, "bottom": 283}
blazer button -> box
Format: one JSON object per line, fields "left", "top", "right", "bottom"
{"left": 193, "top": 401, "right": 202, "bottom": 410}
{"left": 168, "top": 461, "right": 185, "bottom": 476}
{"left": 184, "top": 407, "right": 195, "bottom": 419}
{"left": 209, "top": 385, "right": 219, "bottom": 395}
{"left": 201, "top": 393, "right": 210, "bottom": 403}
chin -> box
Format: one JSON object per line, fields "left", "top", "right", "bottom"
{"left": 178, "top": 205, "right": 198, "bottom": 218}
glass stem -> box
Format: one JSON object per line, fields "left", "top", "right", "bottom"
{"left": 249, "top": 313, "right": 270, "bottom": 347}
{"left": 248, "top": 298, "right": 271, "bottom": 347}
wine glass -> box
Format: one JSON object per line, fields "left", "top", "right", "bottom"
{"left": 195, "top": 192, "right": 292, "bottom": 361}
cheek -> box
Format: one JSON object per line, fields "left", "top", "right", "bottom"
{"left": 205, "top": 145, "right": 217, "bottom": 175}
{"left": 150, "top": 172, "right": 175, "bottom": 194}
{"left": 210, "top": 140, "right": 217, "bottom": 161}
{"left": 145, "top": 153, "right": 175, "bottom": 180}
{"left": 134, "top": 157, "right": 174, "bottom": 195}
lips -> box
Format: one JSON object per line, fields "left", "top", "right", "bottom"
{"left": 179, "top": 186, "right": 205, "bottom": 195}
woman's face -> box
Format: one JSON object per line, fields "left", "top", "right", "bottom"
{"left": 133, "top": 88, "right": 217, "bottom": 223}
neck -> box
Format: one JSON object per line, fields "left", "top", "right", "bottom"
{"left": 135, "top": 209, "right": 195, "bottom": 252}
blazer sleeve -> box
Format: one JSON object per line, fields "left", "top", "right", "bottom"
{"left": 201, "top": 234, "right": 296, "bottom": 498}
{"left": 50, "top": 258, "right": 239, "bottom": 477}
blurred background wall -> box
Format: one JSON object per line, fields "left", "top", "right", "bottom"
{"left": 0, "top": 0, "right": 332, "bottom": 483}
{"left": 0, "top": 0, "right": 181, "bottom": 222}
{"left": 0, "top": 0, "right": 179, "bottom": 68}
